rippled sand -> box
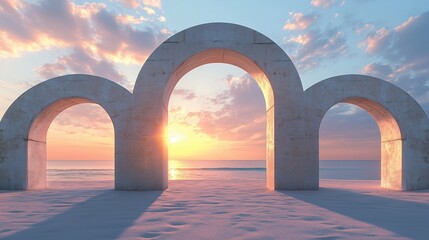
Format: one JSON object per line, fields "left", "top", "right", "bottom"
{"left": 1, "top": 180, "right": 428, "bottom": 239}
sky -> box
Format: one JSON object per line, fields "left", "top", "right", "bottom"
{"left": 0, "top": 0, "right": 428, "bottom": 161}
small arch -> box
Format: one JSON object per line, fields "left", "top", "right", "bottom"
{"left": 128, "top": 23, "right": 304, "bottom": 190}
{"left": 304, "top": 74, "right": 429, "bottom": 190}
{"left": 0, "top": 75, "right": 132, "bottom": 190}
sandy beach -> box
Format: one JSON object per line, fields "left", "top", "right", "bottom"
{"left": 1, "top": 179, "right": 428, "bottom": 240}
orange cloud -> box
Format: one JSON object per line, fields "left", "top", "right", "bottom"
{"left": 118, "top": 0, "right": 141, "bottom": 8}
{"left": 283, "top": 12, "right": 318, "bottom": 31}
{"left": 143, "top": 6, "right": 156, "bottom": 15}
{"left": 47, "top": 104, "right": 114, "bottom": 161}
{"left": 0, "top": 0, "right": 170, "bottom": 65}
{"left": 284, "top": 28, "right": 347, "bottom": 71}
{"left": 116, "top": 14, "right": 147, "bottom": 24}
{"left": 118, "top": 0, "right": 161, "bottom": 9}
{"left": 360, "top": 28, "right": 390, "bottom": 53}
{"left": 143, "top": 0, "right": 161, "bottom": 8}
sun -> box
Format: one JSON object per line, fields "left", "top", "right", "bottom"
{"left": 169, "top": 136, "right": 179, "bottom": 144}
{"left": 169, "top": 134, "right": 184, "bottom": 144}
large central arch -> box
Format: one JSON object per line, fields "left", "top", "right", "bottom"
{"left": 120, "top": 23, "right": 307, "bottom": 190}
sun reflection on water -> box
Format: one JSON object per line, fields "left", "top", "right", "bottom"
{"left": 169, "top": 160, "right": 180, "bottom": 180}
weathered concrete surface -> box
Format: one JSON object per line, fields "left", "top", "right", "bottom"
{"left": 0, "top": 75, "right": 132, "bottom": 190}
{"left": 129, "top": 22, "right": 306, "bottom": 190}
{"left": 1, "top": 23, "right": 429, "bottom": 191}
{"left": 304, "top": 75, "right": 429, "bottom": 190}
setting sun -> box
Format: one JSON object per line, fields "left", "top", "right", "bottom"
{"left": 168, "top": 134, "right": 185, "bottom": 144}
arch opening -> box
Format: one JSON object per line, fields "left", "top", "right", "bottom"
{"left": 319, "top": 98, "right": 402, "bottom": 189}
{"left": 319, "top": 103, "right": 380, "bottom": 182}
{"left": 27, "top": 99, "right": 116, "bottom": 189}
{"left": 164, "top": 50, "right": 273, "bottom": 186}
{"left": 167, "top": 63, "right": 266, "bottom": 181}
{"left": 163, "top": 49, "right": 274, "bottom": 110}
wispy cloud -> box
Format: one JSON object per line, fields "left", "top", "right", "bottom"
{"left": 361, "top": 11, "right": 429, "bottom": 105}
{"left": 284, "top": 28, "right": 347, "bottom": 71}
{"left": 36, "top": 47, "right": 129, "bottom": 87}
{"left": 143, "top": 0, "right": 161, "bottom": 8}
{"left": 282, "top": 8, "right": 348, "bottom": 72}
{"left": 283, "top": 12, "right": 319, "bottom": 30}
{"left": 170, "top": 74, "right": 266, "bottom": 143}
{"left": 117, "top": 0, "right": 161, "bottom": 9}
{"left": 0, "top": 0, "right": 170, "bottom": 65}
{"left": 49, "top": 104, "right": 113, "bottom": 137}
{"left": 311, "top": 0, "right": 336, "bottom": 8}
{"left": 172, "top": 89, "right": 197, "bottom": 100}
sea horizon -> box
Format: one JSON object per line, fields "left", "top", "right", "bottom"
{"left": 47, "top": 159, "right": 381, "bottom": 182}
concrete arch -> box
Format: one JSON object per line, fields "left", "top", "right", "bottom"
{"left": 0, "top": 74, "right": 132, "bottom": 190}
{"left": 125, "top": 23, "right": 305, "bottom": 190}
{"left": 303, "top": 74, "right": 429, "bottom": 190}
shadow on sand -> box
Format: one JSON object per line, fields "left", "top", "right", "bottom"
{"left": 4, "top": 189, "right": 161, "bottom": 240}
{"left": 281, "top": 187, "right": 429, "bottom": 239}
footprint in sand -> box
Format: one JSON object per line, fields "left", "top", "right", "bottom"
{"left": 160, "top": 226, "right": 178, "bottom": 232}
{"left": 8, "top": 210, "right": 25, "bottom": 213}
{"left": 333, "top": 226, "right": 347, "bottom": 230}
{"left": 169, "top": 221, "right": 187, "bottom": 226}
{"left": 141, "top": 232, "right": 160, "bottom": 239}
{"left": 147, "top": 218, "right": 163, "bottom": 222}
{"left": 302, "top": 216, "right": 324, "bottom": 221}
{"left": 214, "top": 211, "right": 228, "bottom": 215}
{"left": 238, "top": 226, "right": 257, "bottom": 232}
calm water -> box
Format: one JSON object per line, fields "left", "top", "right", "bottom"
{"left": 47, "top": 160, "right": 380, "bottom": 182}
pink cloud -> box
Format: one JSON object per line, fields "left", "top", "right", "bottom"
{"left": 143, "top": 0, "right": 161, "bottom": 8}
{"left": 172, "top": 89, "right": 196, "bottom": 100}
{"left": 172, "top": 74, "right": 266, "bottom": 142}
{"left": 284, "top": 28, "right": 347, "bottom": 71}
{"left": 362, "top": 11, "right": 429, "bottom": 102}
{"left": 117, "top": 0, "right": 141, "bottom": 8}
{"left": 116, "top": 14, "right": 147, "bottom": 24}
{"left": 311, "top": 0, "right": 336, "bottom": 8}
{"left": 283, "top": 12, "right": 318, "bottom": 31}
{"left": 354, "top": 23, "right": 375, "bottom": 35}
{"left": 360, "top": 28, "right": 390, "bottom": 53}
{"left": 118, "top": 0, "right": 161, "bottom": 9}
{"left": 36, "top": 47, "right": 129, "bottom": 87}
{"left": 50, "top": 104, "right": 113, "bottom": 137}
{"left": 0, "top": 0, "right": 170, "bottom": 64}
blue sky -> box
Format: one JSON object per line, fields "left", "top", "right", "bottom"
{"left": 0, "top": 0, "right": 428, "bottom": 160}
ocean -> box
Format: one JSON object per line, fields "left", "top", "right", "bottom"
{"left": 47, "top": 160, "right": 380, "bottom": 182}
